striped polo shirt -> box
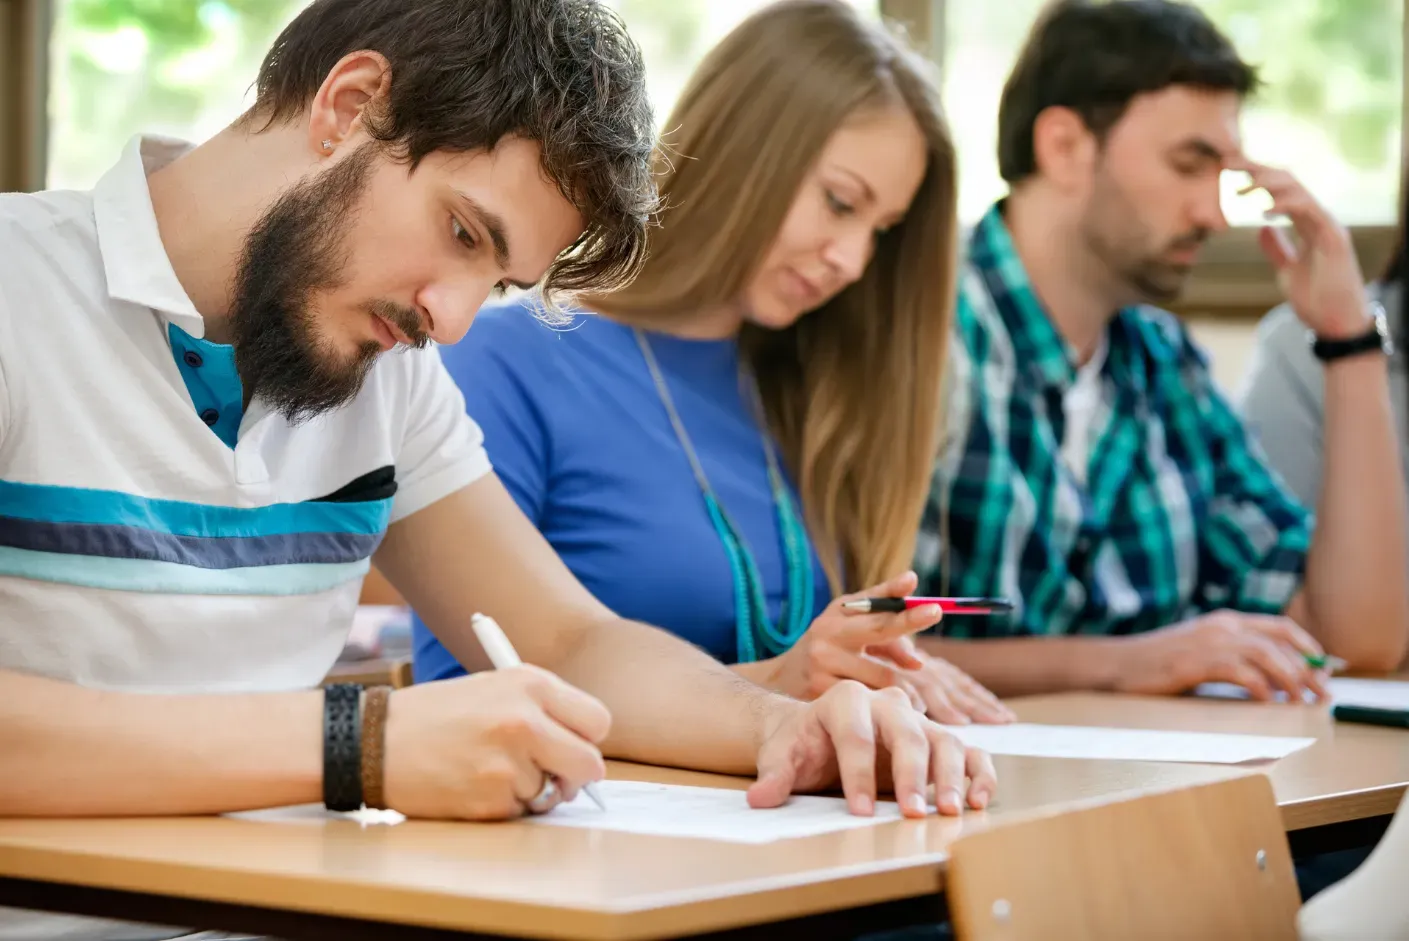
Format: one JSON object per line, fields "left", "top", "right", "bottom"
{"left": 0, "top": 135, "right": 490, "bottom": 695}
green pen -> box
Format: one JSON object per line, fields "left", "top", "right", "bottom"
{"left": 1331, "top": 704, "right": 1409, "bottom": 729}
{"left": 1304, "top": 653, "right": 1348, "bottom": 673}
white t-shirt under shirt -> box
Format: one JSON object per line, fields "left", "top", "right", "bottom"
{"left": 0, "top": 136, "right": 490, "bottom": 937}
{"left": 1060, "top": 334, "right": 1109, "bottom": 487}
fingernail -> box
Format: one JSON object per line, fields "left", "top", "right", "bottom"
{"left": 919, "top": 605, "right": 941, "bottom": 621}
{"left": 853, "top": 794, "right": 874, "bottom": 816}
{"left": 943, "top": 789, "right": 963, "bottom": 813}
{"left": 906, "top": 793, "right": 927, "bottom": 816}
{"left": 972, "top": 789, "right": 989, "bottom": 810}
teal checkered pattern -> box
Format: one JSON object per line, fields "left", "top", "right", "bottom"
{"left": 916, "top": 203, "right": 1311, "bottom": 637}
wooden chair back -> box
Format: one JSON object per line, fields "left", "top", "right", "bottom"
{"left": 947, "top": 774, "right": 1299, "bottom": 941}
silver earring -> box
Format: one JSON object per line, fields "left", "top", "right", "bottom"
{"left": 321, "top": 139, "right": 333, "bottom": 152}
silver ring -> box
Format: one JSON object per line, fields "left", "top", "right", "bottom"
{"left": 526, "top": 776, "right": 559, "bottom": 815}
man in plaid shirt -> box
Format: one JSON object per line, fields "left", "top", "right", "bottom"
{"left": 916, "top": 0, "right": 1407, "bottom": 697}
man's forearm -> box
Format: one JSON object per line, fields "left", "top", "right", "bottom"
{"left": 918, "top": 635, "right": 1128, "bottom": 697}
{"left": 0, "top": 669, "right": 321, "bottom": 816}
{"left": 1305, "top": 353, "right": 1409, "bottom": 669}
{"left": 730, "top": 658, "right": 781, "bottom": 689}
{"left": 554, "top": 618, "right": 800, "bottom": 776}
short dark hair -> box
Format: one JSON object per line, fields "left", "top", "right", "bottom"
{"left": 997, "top": 0, "right": 1259, "bottom": 184}
{"left": 244, "top": 0, "right": 657, "bottom": 303}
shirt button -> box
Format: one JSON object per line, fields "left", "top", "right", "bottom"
{"left": 183, "top": 350, "right": 204, "bottom": 368}
{"left": 200, "top": 408, "right": 220, "bottom": 426}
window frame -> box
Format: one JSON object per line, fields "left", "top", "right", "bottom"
{"left": 882, "top": 0, "right": 1406, "bottom": 319}
{"left": 3, "top": 0, "right": 1403, "bottom": 312}
{"left": 0, "top": 0, "right": 48, "bottom": 193}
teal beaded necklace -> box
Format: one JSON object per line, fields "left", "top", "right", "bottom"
{"left": 634, "top": 328, "right": 815, "bottom": 664}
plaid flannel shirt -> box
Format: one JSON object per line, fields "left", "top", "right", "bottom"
{"left": 916, "top": 204, "right": 1312, "bottom": 637}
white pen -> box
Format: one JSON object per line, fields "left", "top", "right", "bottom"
{"left": 469, "top": 612, "right": 607, "bottom": 811}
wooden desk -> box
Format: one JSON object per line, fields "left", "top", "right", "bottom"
{"left": 1, "top": 693, "right": 1404, "bottom": 940}
{"left": 1010, "top": 692, "right": 1409, "bottom": 831}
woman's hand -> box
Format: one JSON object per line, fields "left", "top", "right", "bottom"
{"left": 753, "top": 571, "right": 1014, "bottom": 724}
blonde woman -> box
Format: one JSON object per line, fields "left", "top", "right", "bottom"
{"left": 413, "top": 0, "right": 1012, "bottom": 724}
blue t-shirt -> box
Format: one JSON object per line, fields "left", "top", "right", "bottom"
{"left": 411, "top": 301, "right": 832, "bottom": 681}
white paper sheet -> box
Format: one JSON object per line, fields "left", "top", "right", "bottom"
{"left": 940, "top": 722, "right": 1314, "bottom": 763}
{"left": 1328, "top": 678, "right": 1409, "bottom": 711}
{"left": 229, "top": 783, "right": 907, "bottom": 843}
{"left": 522, "top": 780, "right": 910, "bottom": 843}
{"left": 1192, "top": 681, "right": 1300, "bottom": 702}
{"left": 1194, "top": 679, "right": 1409, "bottom": 712}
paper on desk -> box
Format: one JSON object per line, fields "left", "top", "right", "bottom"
{"left": 523, "top": 780, "right": 910, "bottom": 843}
{"left": 1328, "top": 678, "right": 1409, "bottom": 711}
{"left": 228, "top": 782, "right": 913, "bottom": 842}
{"left": 940, "top": 722, "right": 1314, "bottom": 763}
{"left": 1194, "top": 679, "right": 1409, "bottom": 710}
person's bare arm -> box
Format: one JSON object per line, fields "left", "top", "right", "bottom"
{"left": 375, "top": 473, "right": 785, "bottom": 775}
{"left": 1290, "top": 344, "right": 1409, "bottom": 669}
{"left": 924, "top": 609, "right": 1331, "bottom": 702}
{"left": 0, "top": 670, "right": 321, "bottom": 816}
{"left": 918, "top": 635, "right": 1128, "bottom": 698}
{"left": 1238, "top": 160, "right": 1409, "bottom": 670}
{"left": 377, "top": 475, "right": 1001, "bottom": 817}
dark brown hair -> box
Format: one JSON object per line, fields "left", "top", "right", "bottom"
{"left": 588, "top": 0, "right": 958, "bottom": 593}
{"left": 998, "top": 0, "right": 1259, "bottom": 184}
{"left": 243, "top": 0, "right": 657, "bottom": 304}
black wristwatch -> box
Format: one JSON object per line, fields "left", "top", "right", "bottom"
{"left": 1309, "top": 301, "right": 1394, "bottom": 362}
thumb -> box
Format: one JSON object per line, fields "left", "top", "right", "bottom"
{"left": 747, "top": 765, "right": 797, "bottom": 809}
{"left": 1259, "top": 224, "right": 1297, "bottom": 270}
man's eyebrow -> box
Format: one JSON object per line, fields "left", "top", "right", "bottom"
{"left": 453, "top": 189, "right": 512, "bottom": 270}
{"left": 1172, "top": 138, "right": 1227, "bottom": 162}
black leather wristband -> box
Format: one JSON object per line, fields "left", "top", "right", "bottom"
{"left": 322, "top": 684, "right": 363, "bottom": 812}
{"left": 1310, "top": 301, "right": 1393, "bottom": 362}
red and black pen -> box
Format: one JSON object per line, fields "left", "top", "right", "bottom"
{"left": 841, "top": 596, "right": 1014, "bottom": 615}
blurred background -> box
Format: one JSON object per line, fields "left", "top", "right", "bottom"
{"left": 0, "top": 0, "right": 1404, "bottom": 389}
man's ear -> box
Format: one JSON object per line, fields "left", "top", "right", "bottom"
{"left": 305, "top": 50, "right": 393, "bottom": 158}
{"left": 1031, "top": 106, "right": 1098, "bottom": 192}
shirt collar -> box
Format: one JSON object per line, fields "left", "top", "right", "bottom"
{"left": 91, "top": 135, "right": 208, "bottom": 337}
{"left": 967, "top": 202, "right": 1080, "bottom": 391}
{"left": 967, "top": 201, "right": 1162, "bottom": 396}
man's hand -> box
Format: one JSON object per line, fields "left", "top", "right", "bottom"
{"left": 1114, "top": 610, "right": 1329, "bottom": 702}
{"left": 1236, "top": 160, "right": 1370, "bottom": 339}
{"left": 760, "top": 571, "right": 1013, "bottom": 725}
{"left": 382, "top": 665, "right": 612, "bottom": 820}
{"left": 746, "top": 681, "right": 998, "bottom": 819}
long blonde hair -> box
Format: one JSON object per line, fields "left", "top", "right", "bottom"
{"left": 588, "top": 0, "right": 958, "bottom": 593}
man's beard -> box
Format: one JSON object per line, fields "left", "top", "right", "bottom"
{"left": 1079, "top": 171, "right": 1210, "bottom": 305}
{"left": 229, "top": 143, "right": 428, "bottom": 424}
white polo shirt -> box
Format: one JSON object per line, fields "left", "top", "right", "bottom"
{"left": 0, "top": 134, "right": 490, "bottom": 694}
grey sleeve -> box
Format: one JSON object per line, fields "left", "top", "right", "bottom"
{"left": 1235, "top": 303, "right": 1324, "bottom": 509}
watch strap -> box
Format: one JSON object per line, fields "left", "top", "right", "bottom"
{"left": 322, "top": 683, "right": 363, "bottom": 812}
{"left": 1311, "top": 302, "right": 1392, "bottom": 362}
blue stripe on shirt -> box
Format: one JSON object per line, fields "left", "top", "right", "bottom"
{"left": 0, "top": 515, "right": 383, "bottom": 569}
{"left": 0, "top": 479, "right": 391, "bottom": 537}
